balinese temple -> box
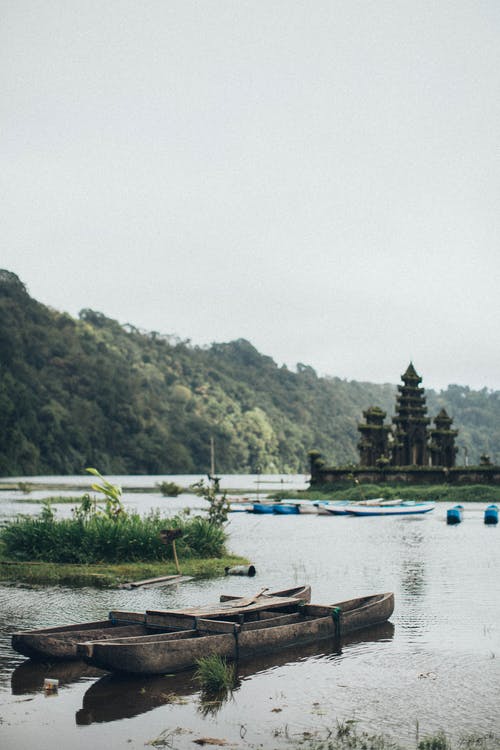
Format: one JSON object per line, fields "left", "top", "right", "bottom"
{"left": 357, "top": 407, "right": 391, "bottom": 467}
{"left": 357, "top": 363, "right": 458, "bottom": 468}
{"left": 310, "top": 362, "right": 500, "bottom": 486}
{"left": 429, "top": 409, "right": 459, "bottom": 467}
{"left": 391, "top": 363, "right": 430, "bottom": 466}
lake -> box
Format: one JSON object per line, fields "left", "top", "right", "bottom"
{"left": 0, "top": 476, "right": 499, "bottom": 749}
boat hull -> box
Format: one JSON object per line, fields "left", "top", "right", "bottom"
{"left": 273, "top": 504, "right": 299, "bottom": 514}
{"left": 317, "top": 501, "right": 351, "bottom": 516}
{"left": 347, "top": 502, "right": 435, "bottom": 516}
{"left": 252, "top": 503, "right": 274, "bottom": 513}
{"left": 78, "top": 592, "right": 394, "bottom": 675}
{"left": 11, "top": 587, "right": 310, "bottom": 661}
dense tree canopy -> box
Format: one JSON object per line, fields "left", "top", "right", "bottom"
{"left": 0, "top": 269, "right": 498, "bottom": 476}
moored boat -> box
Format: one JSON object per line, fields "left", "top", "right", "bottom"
{"left": 272, "top": 503, "right": 299, "bottom": 515}
{"left": 252, "top": 502, "right": 275, "bottom": 513}
{"left": 11, "top": 586, "right": 310, "bottom": 661}
{"left": 316, "top": 501, "right": 350, "bottom": 516}
{"left": 77, "top": 592, "right": 394, "bottom": 675}
{"left": 347, "top": 501, "right": 435, "bottom": 517}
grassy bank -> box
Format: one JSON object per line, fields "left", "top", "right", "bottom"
{"left": 0, "top": 554, "right": 248, "bottom": 587}
{"left": 272, "top": 483, "right": 500, "bottom": 504}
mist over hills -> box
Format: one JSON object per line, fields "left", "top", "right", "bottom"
{"left": 0, "top": 269, "right": 498, "bottom": 476}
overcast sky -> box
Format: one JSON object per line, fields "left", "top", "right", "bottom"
{"left": 2, "top": 1, "right": 499, "bottom": 391}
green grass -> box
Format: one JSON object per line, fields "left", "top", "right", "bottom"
{"left": 0, "top": 509, "right": 227, "bottom": 564}
{"left": 271, "top": 484, "right": 500, "bottom": 504}
{"left": 0, "top": 554, "right": 248, "bottom": 587}
{"left": 194, "top": 654, "right": 236, "bottom": 692}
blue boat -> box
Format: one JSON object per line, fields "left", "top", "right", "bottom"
{"left": 347, "top": 501, "right": 435, "bottom": 517}
{"left": 273, "top": 503, "right": 300, "bottom": 515}
{"left": 484, "top": 504, "right": 498, "bottom": 525}
{"left": 252, "top": 503, "right": 275, "bottom": 514}
{"left": 446, "top": 505, "right": 464, "bottom": 525}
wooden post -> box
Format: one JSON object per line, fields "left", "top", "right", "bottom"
{"left": 160, "top": 528, "right": 183, "bottom": 575}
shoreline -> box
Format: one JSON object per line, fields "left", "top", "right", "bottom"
{"left": 0, "top": 555, "right": 249, "bottom": 588}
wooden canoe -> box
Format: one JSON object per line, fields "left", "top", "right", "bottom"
{"left": 77, "top": 592, "right": 394, "bottom": 675}
{"left": 76, "top": 620, "right": 394, "bottom": 724}
{"left": 10, "top": 585, "right": 310, "bottom": 661}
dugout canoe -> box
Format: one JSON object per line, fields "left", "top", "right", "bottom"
{"left": 76, "top": 620, "right": 394, "bottom": 725}
{"left": 10, "top": 585, "right": 310, "bottom": 661}
{"left": 77, "top": 592, "right": 394, "bottom": 675}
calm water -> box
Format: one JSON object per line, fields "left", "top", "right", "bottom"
{"left": 0, "top": 477, "right": 499, "bottom": 749}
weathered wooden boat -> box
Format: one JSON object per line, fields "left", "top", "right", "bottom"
{"left": 77, "top": 592, "right": 394, "bottom": 675}
{"left": 76, "top": 619, "right": 394, "bottom": 724}
{"left": 446, "top": 505, "right": 464, "bottom": 525}
{"left": 484, "top": 504, "right": 498, "bottom": 525}
{"left": 11, "top": 585, "right": 310, "bottom": 661}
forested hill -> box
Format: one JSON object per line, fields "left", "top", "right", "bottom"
{"left": 1, "top": 269, "right": 499, "bottom": 476}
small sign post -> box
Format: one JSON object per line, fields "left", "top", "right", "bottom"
{"left": 160, "top": 528, "right": 183, "bottom": 574}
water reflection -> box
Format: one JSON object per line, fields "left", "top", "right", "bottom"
{"left": 74, "top": 622, "right": 394, "bottom": 725}
{"left": 198, "top": 683, "right": 240, "bottom": 718}
{"left": 11, "top": 659, "right": 104, "bottom": 695}
{"left": 400, "top": 559, "right": 426, "bottom": 597}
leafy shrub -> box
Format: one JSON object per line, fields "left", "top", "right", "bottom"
{"left": 157, "top": 481, "right": 183, "bottom": 497}
{"left": 191, "top": 477, "right": 230, "bottom": 526}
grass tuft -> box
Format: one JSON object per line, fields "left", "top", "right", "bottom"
{"left": 194, "top": 654, "right": 236, "bottom": 693}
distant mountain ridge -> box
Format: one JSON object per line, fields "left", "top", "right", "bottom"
{"left": 0, "top": 269, "right": 498, "bottom": 476}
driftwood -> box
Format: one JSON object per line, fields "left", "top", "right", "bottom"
{"left": 118, "top": 574, "right": 192, "bottom": 590}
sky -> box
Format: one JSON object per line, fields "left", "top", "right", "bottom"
{"left": 2, "top": 1, "right": 500, "bottom": 392}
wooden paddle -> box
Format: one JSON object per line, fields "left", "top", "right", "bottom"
{"left": 229, "top": 587, "right": 269, "bottom": 608}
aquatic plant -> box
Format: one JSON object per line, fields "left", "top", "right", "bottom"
{"left": 418, "top": 732, "right": 451, "bottom": 750}
{"left": 194, "top": 654, "right": 236, "bottom": 693}
{"left": 157, "top": 481, "right": 183, "bottom": 497}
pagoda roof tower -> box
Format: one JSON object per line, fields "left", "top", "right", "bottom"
{"left": 391, "top": 362, "right": 430, "bottom": 466}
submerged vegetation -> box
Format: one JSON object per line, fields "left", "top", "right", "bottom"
{"left": 157, "top": 481, "right": 183, "bottom": 497}
{"left": 292, "top": 722, "right": 499, "bottom": 750}
{"left": 2, "top": 269, "right": 500, "bottom": 477}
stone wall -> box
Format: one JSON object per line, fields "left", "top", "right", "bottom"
{"left": 311, "top": 465, "right": 500, "bottom": 486}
